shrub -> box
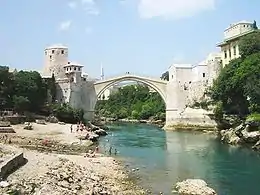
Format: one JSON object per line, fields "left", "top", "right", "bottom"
{"left": 246, "top": 113, "right": 260, "bottom": 122}
{"left": 51, "top": 103, "right": 84, "bottom": 123}
{"left": 213, "top": 101, "right": 224, "bottom": 121}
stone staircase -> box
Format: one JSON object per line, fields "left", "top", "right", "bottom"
{"left": 0, "top": 121, "right": 15, "bottom": 133}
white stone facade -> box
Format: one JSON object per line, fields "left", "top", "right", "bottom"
{"left": 41, "top": 20, "right": 251, "bottom": 127}
{"left": 168, "top": 52, "right": 222, "bottom": 107}
{"left": 217, "top": 20, "right": 257, "bottom": 66}
{"left": 42, "top": 44, "right": 98, "bottom": 113}
{"left": 43, "top": 44, "right": 69, "bottom": 78}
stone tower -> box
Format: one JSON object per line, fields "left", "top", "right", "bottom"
{"left": 43, "top": 44, "right": 68, "bottom": 78}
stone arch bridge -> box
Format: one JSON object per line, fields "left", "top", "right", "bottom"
{"left": 94, "top": 74, "right": 167, "bottom": 103}
{"left": 82, "top": 74, "right": 184, "bottom": 128}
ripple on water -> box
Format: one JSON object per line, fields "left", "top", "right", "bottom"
{"left": 98, "top": 122, "right": 260, "bottom": 195}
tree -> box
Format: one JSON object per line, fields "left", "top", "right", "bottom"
{"left": 13, "top": 71, "right": 47, "bottom": 112}
{"left": 234, "top": 53, "right": 260, "bottom": 113}
{"left": 49, "top": 73, "right": 56, "bottom": 103}
{"left": 239, "top": 31, "right": 260, "bottom": 58}
{"left": 13, "top": 95, "right": 30, "bottom": 113}
{"left": 210, "top": 31, "right": 260, "bottom": 116}
{"left": 0, "top": 66, "right": 14, "bottom": 109}
{"left": 95, "top": 84, "right": 166, "bottom": 120}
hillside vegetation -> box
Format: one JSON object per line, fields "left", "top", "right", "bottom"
{"left": 95, "top": 85, "right": 166, "bottom": 121}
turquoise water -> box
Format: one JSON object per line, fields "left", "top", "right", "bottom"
{"left": 98, "top": 122, "right": 260, "bottom": 195}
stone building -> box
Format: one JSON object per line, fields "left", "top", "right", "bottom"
{"left": 168, "top": 52, "right": 222, "bottom": 108}
{"left": 42, "top": 44, "right": 97, "bottom": 112}
{"left": 217, "top": 20, "right": 258, "bottom": 66}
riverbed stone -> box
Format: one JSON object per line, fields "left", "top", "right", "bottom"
{"left": 174, "top": 179, "right": 217, "bottom": 195}
{"left": 94, "top": 129, "right": 108, "bottom": 136}
{"left": 220, "top": 129, "right": 241, "bottom": 145}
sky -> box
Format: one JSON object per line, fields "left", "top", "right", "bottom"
{"left": 0, "top": 0, "right": 259, "bottom": 78}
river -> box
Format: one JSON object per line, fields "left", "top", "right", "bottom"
{"left": 98, "top": 122, "right": 260, "bottom": 195}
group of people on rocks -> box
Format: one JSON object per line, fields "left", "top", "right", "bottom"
{"left": 70, "top": 121, "right": 91, "bottom": 133}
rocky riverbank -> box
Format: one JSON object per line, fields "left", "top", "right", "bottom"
{"left": 0, "top": 149, "right": 145, "bottom": 195}
{"left": 0, "top": 120, "right": 146, "bottom": 194}
{"left": 98, "top": 117, "right": 165, "bottom": 128}
{"left": 219, "top": 119, "right": 260, "bottom": 150}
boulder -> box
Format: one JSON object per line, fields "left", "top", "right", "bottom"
{"left": 252, "top": 140, "right": 260, "bottom": 150}
{"left": 88, "top": 133, "right": 99, "bottom": 142}
{"left": 58, "top": 122, "right": 66, "bottom": 125}
{"left": 94, "top": 129, "right": 107, "bottom": 136}
{"left": 174, "top": 179, "right": 217, "bottom": 195}
{"left": 0, "top": 121, "right": 11, "bottom": 127}
{"left": 46, "top": 116, "right": 59, "bottom": 123}
{"left": 241, "top": 130, "right": 260, "bottom": 143}
{"left": 219, "top": 129, "right": 242, "bottom": 145}
{"left": 36, "top": 120, "right": 47, "bottom": 125}
{"left": 24, "top": 123, "right": 33, "bottom": 130}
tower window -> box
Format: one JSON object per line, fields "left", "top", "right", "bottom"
{"left": 52, "top": 50, "right": 55, "bottom": 54}
{"left": 61, "top": 50, "right": 64, "bottom": 54}
{"left": 233, "top": 46, "right": 236, "bottom": 56}
{"left": 224, "top": 50, "right": 227, "bottom": 59}
{"left": 78, "top": 67, "right": 81, "bottom": 71}
{"left": 74, "top": 67, "right": 76, "bottom": 71}
{"left": 229, "top": 49, "right": 231, "bottom": 58}
{"left": 203, "top": 73, "right": 206, "bottom": 78}
{"left": 50, "top": 55, "right": 52, "bottom": 59}
{"left": 45, "top": 51, "right": 47, "bottom": 55}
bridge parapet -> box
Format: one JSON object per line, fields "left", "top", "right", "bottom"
{"left": 94, "top": 73, "right": 167, "bottom": 84}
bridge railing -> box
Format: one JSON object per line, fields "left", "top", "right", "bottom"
{"left": 96, "top": 72, "right": 163, "bottom": 82}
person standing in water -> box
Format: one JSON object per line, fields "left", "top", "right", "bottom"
{"left": 70, "top": 124, "right": 73, "bottom": 133}
{"left": 108, "top": 146, "right": 112, "bottom": 155}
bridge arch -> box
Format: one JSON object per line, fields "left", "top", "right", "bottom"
{"left": 94, "top": 74, "right": 167, "bottom": 104}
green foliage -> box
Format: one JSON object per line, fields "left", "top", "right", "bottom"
{"left": 13, "top": 95, "right": 30, "bottom": 113}
{"left": 13, "top": 71, "right": 48, "bottom": 111}
{"left": 95, "top": 84, "right": 165, "bottom": 120}
{"left": 246, "top": 113, "right": 260, "bottom": 122}
{"left": 191, "top": 99, "right": 210, "bottom": 110}
{"left": 0, "top": 66, "right": 14, "bottom": 109}
{"left": 51, "top": 103, "right": 84, "bottom": 123}
{"left": 48, "top": 74, "right": 56, "bottom": 103}
{"left": 213, "top": 101, "right": 224, "bottom": 121}
{"left": 209, "top": 31, "right": 260, "bottom": 116}
{"left": 239, "top": 31, "right": 260, "bottom": 58}
{"left": 0, "top": 66, "right": 57, "bottom": 114}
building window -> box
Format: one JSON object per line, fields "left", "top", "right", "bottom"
{"left": 224, "top": 50, "right": 227, "bottom": 59}
{"left": 50, "top": 55, "right": 52, "bottom": 59}
{"left": 233, "top": 46, "right": 236, "bottom": 56}
{"left": 229, "top": 49, "right": 231, "bottom": 58}
{"left": 203, "top": 73, "right": 205, "bottom": 78}
{"left": 70, "top": 67, "right": 71, "bottom": 70}
{"left": 67, "top": 68, "right": 68, "bottom": 71}
{"left": 74, "top": 67, "right": 76, "bottom": 71}
{"left": 61, "top": 50, "right": 64, "bottom": 54}
{"left": 52, "top": 50, "right": 54, "bottom": 54}
{"left": 78, "top": 67, "right": 81, "bottom": 71}
{"left": 45, "top": 51, "right": 47, "bottom": 55}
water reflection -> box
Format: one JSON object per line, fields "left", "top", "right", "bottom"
{"left": 99, "top": 123, "right": 260, "bottom": 195}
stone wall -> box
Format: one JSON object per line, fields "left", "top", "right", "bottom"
{"left": 0, "top": 152, "right": 26, "bottom": 179}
